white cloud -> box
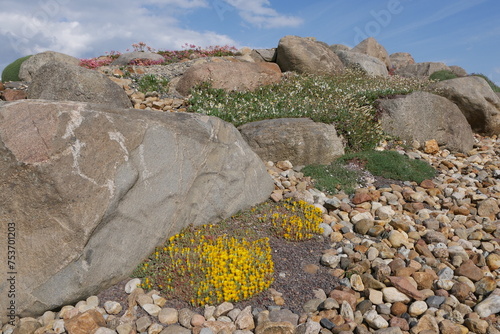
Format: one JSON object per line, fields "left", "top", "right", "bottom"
{"left": 224, "top": 0, "right": 303, "bottom": 28}
{"left": 0, "top": 0, "right": 240, "bottom": 72}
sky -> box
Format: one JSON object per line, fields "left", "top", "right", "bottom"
{"left": 1, "top": 0, "right": 499, "bottom": 85}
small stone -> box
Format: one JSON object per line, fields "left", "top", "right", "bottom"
{"left": 320, "top": 253, "right": 341, "bottom": 268}
{"left": 93, "top": 328, "right": 116, "bottom": 334}
{"left": 450, "top": 282, "right": 471, "bottom": 302}
{"left": 437, "top": 319, "right": 461, "bottom": 334}
{"left": 124, "top": 278, "right": 141, "bottom": 294}
{"left": 376, "top": 206, "right": 395, "bottom": 220}
{"left": 269, "top": 308, "right": 299, "bottom": 326}
{"left": 136, "top": 315, "right": 152, "bottom": 332}
{"left": 455, "top": 260, "right": 484, "bottom": 281}
{"left": 464, "top": 318, "right": 489, "bottom": 334}
{"left": 475, "top": 276, "right": 497, "bottom": 295}
{"left": 303, "top": 264, "right": 320, "bottom": 274}
{"left": 474, "top": 294, "right": 500, "bottom": 318}
{"left": 340, "top": 301, "right": 355, "bottom": 320}
{"left": 103, "top": 301, "right": 122, "bottom": 315}
{"left": 148, "top": 323, "right": 164, "bottom": 334}
{"left": 276, "top": 160, "right": 293, "bottom": 170}
{"left": 295, "top": 319, "right": 322, "bottom": 334}
{"left": 368, "top": 289, "right": 384, "bottom": 305}
{"left": 356, "top": 300, "right": 373, "bottom": 315}
{"left": 412, "top": 272, "right": 435, "bottom": 290}
{"left": 303, "top": 298, "right": 324, "bottom": 313}
{"left": 191, "top": 314, "right": 205, "bottom": 327}
{"left": 159, "top": 324, "right": 191, "bottom": 334}
{"left": 388, "top": 230, "right": 408, "bottom": 248}
{"left": 477, "top": 198, "right": 500, "bottom": 219}
{"left": 142, "top": 304, "right": 161, "bottom": 317}
{"left": 158, "top": 307, "right": 178, "bottom": 325}
{"left": 364, "top": 310, "right": 388, "bottom": 329}
{"left": 354, "top": 219, "right": 374, "bottom": 235}
{"left": 215, "top": 302, "right": 234, "bottom": 317}
{"left": 408, "top": 301, "right": 427, "bottom": 317}
{"left": 389, "top": 318, "right": 409, "bottom": 332}
{"left": 424, "top": 139, "right": 439, "bottom": 154}
{"left": 350, "top": 274, "right": 365, "bottom": 292}
{"left": 329, "top": 290, "right": 357, "bottom": 310}
{"left": 65, "top": 310, "right": 106, "bottom": 334}
{"left": 319, "top": 318, "right": 335, "bottom": 330}
{"left": 235, "top": 306, "right": 255, "bottom": 330}
{"left": 178, "top": 308, "right": 196, "bottom": 329}
{"left": 387, "top": 276, "right": 423, "bottom": 300}
{"left": 425, "top": 295, "right": 446, "bottom": 309}
{"left": 486, "top": 253, "right": 500, "bottom": 270}
{"left": 390, "top": 302, "right": 407, "bottom": 317}
{"left": 409, "top": 314, "right": 438, "bottom": 333}
{"left": 382, "top": 287, "right": 411, "bottom": 303}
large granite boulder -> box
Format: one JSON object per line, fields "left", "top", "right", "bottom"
{"left": 111, "top": 51, "right": 165, "bottom": 66}
{"left": 0, "top": 100, "right": 274, "bottom": 322}
{"left": 430, "top": 76, "right": 500, "bottom": 135}
{"left": 335, "top": 50, "right": 388, "bottom": 77}
{"left": 389, "top": 52, "right": 415, "bottom": 71}
{"left": 395, "top": 62, "right": 451, "bottom": 78}
{"left": 238, "top": 118, "right": 345, "bottom": 166}
{"left": 18, "top": 51, "right": 80, "bottom": 82}
{"left": 352, "top": 37, "right": 391, "bottom": 69}
{"left": 175, "top": 61, "right": 282, "bottom": 96}
{"left": 276, "top": 35, "right": 344, "bottom": 75}
{"left": 27, "top": 62, "right": 132, "bottom": 108}
{"left": 377, "top": 92, "right": 474, "bottom": 153}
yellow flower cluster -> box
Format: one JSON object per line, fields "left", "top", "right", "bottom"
{"left": 265, "top": 199, "right": 324, "bottom": 241}
{"left": 136, "top": 224, "right": 274, "bottom": 306}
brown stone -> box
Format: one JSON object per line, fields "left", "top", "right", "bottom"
{"left": 65, "top": 310, "right": 106, "bottom": 334}
{"left": 419, "top": 179, "right": 435, "bottom": 189}
{"left": 329, "top": 290, "right": 357, "bottom": 310}
{"left": 388, "top": 276, "right": 424, "bottom": 300}
{"left": 3, "top": 89, "right": 27, "bottom": 101}
{"left": 411, "top": 271, "right": 434, "bottom": 290}
{"left": 0, "top": 81, "right": 4, "bottom": 91}
{"left": 415, "top": 239, "right": 435, "bottom": 259}
{"left": 391, "top": 302, "right": 408, "bottom": 316}
{"left": 438, "top": 319, "right": 462, "bottom": 334}
{"left": 409, "top": 314, "right": 438, "bottom": 334}
{"left": 352, "top": 192, "right": 372, "bottom": 204}
{"left": 424, "top": 139, "right": 440, "bottom": 154}
{"left": 455, "top": 260, "right": 484, "bottom": 282}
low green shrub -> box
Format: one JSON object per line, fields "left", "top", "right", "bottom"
{"left": 1, "top": 55, "right": 32, "bottom": 82}
{"left": 137, "top": 74, "right": 169, "bottom": 94}
{"left": 471, "top": 73, "right": 500, "bottom": 92}
{"left": 429, "top": 70, "right": 458, "bottom": 82}
{"left": 302, "top": 161, "right": 361, "bottom": 194}
{"left": 303, "top": 150, "right": 436, "bottom": 194}
{"left": 338, "top": 150, "right": 436, "bottom": 183}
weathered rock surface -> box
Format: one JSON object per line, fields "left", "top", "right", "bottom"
{"left": 238, "top": 118, "right": 345, "bottom": 166}
{"left": 335, "top": 50, "right": 388, "bottom": 76}
{"left": 430, "top": 76, "right": 500, "bottom": 135}
{"left": 18, "top": 51, "right": 80, "bottom": 82}
{"left": 27, "top": 62, "right": 132, "bottom": 108}
{"left": 449, "top": 65, "right": 467, "bottom": 77}
{"left": 175, "top": 61, "right": 282, "bottom": 96}
{"left": 389, "top": 52, "right": 415, "bottom": 70}
{"left": 395, "top": 62, "right": 451, "bottom": 78}
{"left": 276, "top": 35, "right": 344, "bottom": 75}
{"left": 377, "top": 91, "right": 474, "bottom": 153}
{"left": 250, "top": 49, "right": 277, "bottom": 62}
{"left": 111, "top": 51, "right": 165, "bottom": 66}
{"left": 352, "top": 37, "right": 391, "bottom": 69}
{"left": 0, "top": 100, "right": 273, "bottom": 322}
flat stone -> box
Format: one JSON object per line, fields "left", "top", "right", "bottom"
{"left": 158, "top": 308, "right": 178, "bottom": 325}
{"left": 474, "top": 295, "right": 500, "bottom": 318}
{"left": 382, "top": 287, "right": 411, "bottom": 303}
{"left": 455, "top": 260, "right": 484, "bottom": 281}
{"left": 388, "top": 276, "right": 424, "bottom": 300}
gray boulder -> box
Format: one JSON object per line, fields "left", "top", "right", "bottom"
{"left": 430, "top": 76, "right": 500, "bottom": 135}
{"left": 19, "top": 51, "right": 80, "bottom": 82}
{"left": 449, "top": 65, "right": 467, "bottom": 77}
{"left": 111, "top": 51, "right": 165, "bottom": 66}
{"left": 238, "top": 118, "right": 345, "bottom": 166}
{"left": 27, "top": 61, "right": 132, "bottom": 108}
{"left": 395, "top": 62, "right": 450, "bottom": 78}
{"left": 0, "top": 100, "right": 273, "bottom": 322}
{"left": 176, "top": 61, "right": 282, "bottom": 96}
{"left": 276, "top": 35, "right": 344, "bottom": 75}
{"left": 377, "top": 91, "right": 474, "bottom": 153}
{"left": 352, "top": 37, "right": 391, "bottom": 69}
{"left": 335, "top": 50, "right": 388, "bottom": 77}
{"left": 329, "top": 44, "right": 351, "bottom": 52}
{"left": 389, "top": 52, "right": 415, "bottom": 71}
{"left": 250, "top": 49, "right": 277, "bottom": 62}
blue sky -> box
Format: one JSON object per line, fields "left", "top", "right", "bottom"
{"left": 1, "top": 0, "right": 499, "bottom": 84}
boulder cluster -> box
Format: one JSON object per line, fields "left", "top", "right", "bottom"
{"left": 0, "top": 35, "right": 499, "bottom": 333}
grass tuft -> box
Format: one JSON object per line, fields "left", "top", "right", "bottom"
{"left": 137, "top": 74, "right": 169, "bottom": 94}
{"left": 303, "top": 150, "right": 436, "bottom": 194}
{"left": 429, "top": 70, "right": 458, "bottom": 81}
